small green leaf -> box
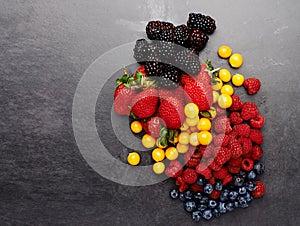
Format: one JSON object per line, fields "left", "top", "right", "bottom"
{"left": 200, "top": 111, "right": 212, "bottom": 118}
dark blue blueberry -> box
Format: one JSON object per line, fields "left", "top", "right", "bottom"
{"left": 254, "top": 161, "right": 265, "bottom": 175}
{"left": 239, "top": 171, "right": 247, "bottom": 179}
{"left": 238, "top": 196, "right": 249, "bottom": 208}
{"left": 208, "top": 200, "right": 218, "bottom": 209}
{"left": 245, "top": 180, "right": 257, "bottom": 192}
{"left": 169, "top": 188, "right": 179, "bottom": 199}
{"left": 232, "top": 175, "right": 245, "bottom": 187}
{"left": 199, "top": 196, "right": 209, "bottom": 204}
{"left": 217, "top": 202, "right": 227, "bottom": 214}
{"left": 197, "top": 176, "right": 205, "bottom": 186}
{"left": 234, "top": 201, "right": 239, "bottom": 208}
{"left": 239, "top": 187, "right": 247, "bottom": 195}
{"left": 229, "top": 191, "right": 239, "bottom": 201}
{"left": 202, "top": 209, "right": 213, "bottom": 220}
{"left": 204, "top": 183, "right": 213, "bottom": 194}
{"left": 179, "top": 193, "right": 186, "bottom": 202}
{"left": 184, "top": 190, "right": 193, "bottom": 200}
{"left": 244, "top": 192, "right": 253, "bottom": 202}
{"left": 247, "top": 170, "right": 256, "bottom": 180}
{"left": 192, "top": 211, "right": 202, "bottom": 222}
{"left": 214, "top": 180, "right": 223, "bottom": 191}
{"left": 225, "top": 202, "right": 235, "bottom": 212}
{"left": 184, "top": 200, "right": 196, "bottom": 213}
{"left": 220, "top": 189, "right": 230, "bottom": 202}
{"left": 193, "top": 192, "right": 202, "bottom": 201}
{"left": 213, "top": 208, "right": 221, "bottom": 218}
{"left": 197, "top": 204, "right": 208, "bottom": 211}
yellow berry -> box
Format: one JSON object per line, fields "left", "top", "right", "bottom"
{"left": 198, "top": 131, "right": 212, "bottom": 145}
{"left": 208, "top": 107, "right": 217, "bottom": 119}
{"left": 130, "top": 120, "right": 143, "bottom": 133}
{"left": 232, "top": 74, "right": 245, "bottom": 86}
{"left": 184, "top": 103, "right": 199, "bottom": 118}
{"left": 218, "top": 94, "right": 233, "bottom": 108}
{"left": 229, "top": 53, "right": 243, "bottom": 68}
{"left": 189, "top": 132, "right": 200, "bottom": 146}
{"left": 180, "top": 122, "right": 189, "bottom": 131}
{"left": 142, "top": 134, "right": 156, "bottom": 149}
{"left": 165, "top": 147, "right": 178, "bottom": 160}
{"left": 213, "top": 91, "right": 219, "bottom": 104}
{"left": 153, "top": 162, "right": 165, "bottom": 174}
{"left": 221, "top": 84, "right": 234, "bottom": 96}
{"left": 218, "top": 69, "right": 231, "bottom": 82}
{"left": 127, "top": 152, "right": 140, "bottom": 166}
{"left": 218, "top": 45, "right": 232, "bottom": 59}
{"left": 186, "top": 116, "right": 200, "bottom": 127}
{"left": 178, "top": 132, "right": 190, "bottom": 145}
{"left": 197, "top": 118, "right": 212, "bottom": 131}
{"left": 176, "top": 143, "right": 189, "bottom": 153}
{"left": 152, "top": 148, "right": 165, "bottom": 162}
{"left": 212, "top": 78, "right": 223, "bottom": 91}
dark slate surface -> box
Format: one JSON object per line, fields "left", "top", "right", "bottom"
{"left": 1, "top": 0, "right": 300, "bottom": 225}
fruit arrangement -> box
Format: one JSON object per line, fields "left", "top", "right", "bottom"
{"left": 113, "top": 12, "right": 265, "bottom": 222}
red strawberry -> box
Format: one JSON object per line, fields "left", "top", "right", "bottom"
{"left": 195, "top": 63, "right": 211, "bottom": 84}
{"left": 252, "top": 181, "right": 265, "bottom": 198}
{"left": 233, "top": 124, "right": 251, "bottom": 137}
{"left": 241, "top": 158, "right": 254, "bottom": 171}
{"left": 252, "top": 145, "right": 263, "bottom": 160}
{"left": 213, "top": 115, "right": 232, "bottom": 134}
{"left": 241, "top": 102, "right": 259, "bottom": 120}
{"left": 182, "top": 168, "right": 198, "bottom": 184}
{"left": 135, "top": 65, "right": 146, "bottom": 76}
{"left": 250, "top": 115, "right": 265, "bottom": 128}
{"left": 229, "top": 94, "right": 243, "bottom": 111}
{"left": 159, "top": 86, "right": 184, "bottom": 103}
{"left": 114, "top": 84, "right": 136, "bottom": 115}
{"left": 244, "top": 78, "right": 261, "bottom": 95}
{"left": 131, "top": 88, "right": 159, "bottom": 118}
{"left": 213, "top": 167, "right": 229, "bottom": 180}
{"left": 229, "top": 112, "right": 243, "bottom": 125}
{"left": 180, "top": 73, "right": 195, "bottom": 86}
{"left": 142, "top": 116, "right": 165, "bottom": 138}
{"left": 249, "top": 129, "right": 264, "bottom": 144}
{"left": 184, "top": 80, "right": 213, "bottom": 111}
{"left": 214, "top": 147, "right": 231, "bottom": 165}
{"left": 158, "top": 96, "right": 185, "bottom": 129}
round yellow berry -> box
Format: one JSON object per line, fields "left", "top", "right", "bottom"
{"left": 142, "top": 134, "right": 156, "bottom": 149}
{"left": 153, "top": 162, "right": 165, "bottom": 174}
{"left": 198, "top": 131, "right": 213, "bottom": 145}
{"left": 213, "top": 91, "right": 219, "bottom": 104}
{"left": 229, "top": 53, "right": 243, "bottom": 68}
{"left": 218, "top": 69, "right": 231, "bottom": 82}
{"left": 186, "top": 116, "right": 199, "bottom": 127}
{"left": 176, "top": 143, "right": 189, "bottom": 153}
{"left": 178, "top": 132, "right": 190, "bottom": 145}
{"left": 212, "top": 78, "right": 223, "bottom": 91}
{"left": 180, "top": 122, "right": 189, "bottom": 131}
{"left": 152, "top": 148, "right": 165, "bottom": 162}
{"left": 130, "top": 120, "right": 143, "bottom": 133}
{"left": 197, "top": 118, "right": 212, "bottom": 131}
{"left": 221, "top": 84, "right": 234, "bottom": 96}
{"left": 218, "top": 45, "right": 232, "bottom": 59}
{"left": 165, "top": 147, "right": 178, "bottom": 160}
{"left": 127, "top": 152, "right": 140, "bottom": 166}
{"left": 184, "top": 103, "right": 199, "bottom": 118}
{"left": 218, "top": 94, "right": 233, "bottom": 108}
{"left": 189, "top": 132, "right": 200, "bottom": 146}
{"left": 232, "top": 74, "right": 245, "bottom": 86}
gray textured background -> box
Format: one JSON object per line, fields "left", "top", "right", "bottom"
{"left": 1, "top": 0, "right": 300, "bottom": 225}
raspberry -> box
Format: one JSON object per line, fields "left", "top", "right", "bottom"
{"left": 249, "top": 129, "right": 264, "bottom": 144}
{"left": 227, "top": 165, "right": 241, "bottom": 174}
{"left": 214, "top": 147, "right": 231, "bottom": 165}
{"left": 215, "top": 106, "right": 226, "bottom": 116}
{"left": 233, "top": 124, "right": 251, "bottom": 137}
{"left": 241, "top": 102, "right": 259, "bottom": 120}
{"left": 196, "top": 166, "right": 212, "bottom": 179}
{"left": 165, "top": 160, "right": 183, "bottom": 178}
{"left": 228, "top": 130, "right": 239, "bottom": 140}
{"left": 213, "top": 167, "right": 229, "bottom": 180}
{"left": 207, "top": 177, "right": 216, "bottom": 185}
{"left": 213, "top": 134, "right": 230, "bottom": 147}
{"left": 238, "top": 137, "right": 253, "bottom": 155}
{"left": 241, "top": 158, "right": 254, "bottom": 171}
{"left": 252, "top": 181, "right": 265, "bottom": 198}
{"left": 209, "top": 189, "right": 221, "bottom": 200}
{"left": 179, "top": 182, "right": 189, "bottom": 193}
{"left": 222, "top": 174, "right": 233, "bottom": 186}
{"left": 191, "top": 147, "right": 202, "bottom": 159}
{"left": 190, "top": 183, "right": 204, "bottom": 193}
{"left": 202, "top": 145, "right": 217, "bottom": 159}
{"left": 244, "top": 78, "right": 261, "bottom": 95}
{"left": 229, "top": 94, "right": 243, "bottom": 111}
{"left": 213, "top": 115, "right": 232, "bottom": 134}
{"left": 229, "top": 112, "right": 243, "bottom": 125}
{"left": 228, "top": 140, "right": 243, "bottom": 159}
{"left": 209, "top": 160, "right": 222, "bottom": 171}
{"left": 250, "top": 115, "right": 265, "bottom": 129}
{"left": 252, "top": 145, "right": 263, "bottom": 160}
{"left": 185, "top": 156, "right": 201, "bottom": 168}
{"left": 182, "top": 168, "right": 198, "bottom": 184}
{"left": 228, "top": 156, "right": 243, "bottom": 167}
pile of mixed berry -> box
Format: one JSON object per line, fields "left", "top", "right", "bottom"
{"left": 113, "top": 12, "right": 265, "bottom": 222}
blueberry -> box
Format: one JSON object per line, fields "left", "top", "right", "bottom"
{"left": 199, "top": 196, "right": 209, "bottom": 204}
{"left": 193, "top": 192, "right": 202, "bottom": 201}
{"left": 234, "top": 201, "right": 239, "bottom": 208}
{"left": 197, "top": 176, "right": 205, "bottom": 186}
{"left": 213, "top": 208, "right": 221, "bottom": 218}
{"left": 184, "top": 190, "right": 193, "bottom": 200}
{"left": 247, "top": 170, "right": 256, "bottom": 180}
{"left": 229, "top": 191, "right": 239, "bottom": 201}
{"left": 225, "top": 202, "right": 235, "bottom": 212}
{"left": 202, "top": 209, "right": 213, "bottom": 220}
{"left": 169, "top": 188, "right": 179, "bottom": 199}
{"left": 239, "top": 171, "right": 247, "bottom": 179}
{"left": 220, "top": 189, "right": 230, "bottom": 202}
{"left": 214, "top": 180, "right": 223, "bottom": 191}
{"left": 238, "top": 187, "right": 247, "bottom": 195}
{"left": 244, "top": 192, "right": 253, "bottom": 202}
{"left": 217, "top": 202, "right": 227, "bottom": 213}
{"left": 184, "top": 200, "right": 196, "bottom": 213}
{"left": 198, "top": 204, "right": 208, "bottom": 211}
{"left": 238, "top": 196, "right": 249, "bottom": 208}
{"left": 192, "top": 211, "right": 202, "bottom": 222}
{"left": 204, "top": 183, "right": 213, "bottom": 194}
{"left": 245, "top": 180, "right": 257, "bottom": 192}
{"left": 179, "top": 193, "right": 186, "bottom": 202}
{"left": 232, "top": 175, "right": 245, "bottom": 187}
{"left": 254, "top": 161, "right": 265, "bottom": 175}
{"left": 208, "top": 200, "right": 218, "bottom": 208}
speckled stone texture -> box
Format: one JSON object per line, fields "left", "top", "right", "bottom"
{"left": 0, "top": 0, "right": 300, "bottom": 225}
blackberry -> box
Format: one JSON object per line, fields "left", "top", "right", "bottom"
{"left": 153, "top": 41, "right": 174, "bottom": 63}
{"left": 157, "top": 65, "right": 180, "bottom": 89}
{"left": 146, "top": 21, "right": 174, "bottom": 42}
{"left": 188, "top": 29, "right": 209, "bottom": 54}
{"left": 173, "top": 24, "right": 190, "bottom": 47}
{"left": 133, "top": 39, "right": 149, "bottom": 63}
{"left": 144, "top": 61, "right": 164, "bottom": 77}
{"left": 187, "top": 13, "right": 216, "bottom": 34}
{"left": 174, "top": 48, "right": 201, "bottom": 76}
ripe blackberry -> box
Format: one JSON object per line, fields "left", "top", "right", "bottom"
{"left": 188, "top": 29, "right": 209, "bottom": 54}
{"left": 174, "top": 48, "right": 201, "bottom": 76}
{"left": 133, "top": 39, "right": 150, "bottom": 63}
{"left": 173, "top": 24, "right": 190, "bottom": 47}
{"left": 157, "top": 64, "right": 180, "bottom": 89}
{"left": 153, "top": 41, "right": 174, "bottom": 63}
{"left": 187, "top": 13, "right": 216, "bottom": 34}
{"left": 146, "top": 21, "right": 174, "bottom": 42}
{"left": 144, "top": 61, "right": 165, "bottom": 78}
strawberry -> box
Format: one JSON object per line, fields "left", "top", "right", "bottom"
{"left": 249, "top": 129, "right": 264, "bottom": 144}
{"left": 159, "top": 86, "right": 184, "bottom": 103}
{"left": 157, "top": 96, "right": 185, "bottom": 129}
{"left": 142, "top": 116, "right": 165, "bottom": 138}
{"left": 244, "top": 78, "right": 261, "bottom": 95}
{"left": 114, "top": 84, "right": 136, "bottom": 115}
{"left": 252, "top": 181, "right": 265, "bottom": 198}
{"left": 241, "top": 102, "right": 259, "bottom": 120}
{"left": 229, "top": 112, "right": 243, "bottom": 125}
{"left": 229, "top": 94, "right": 243, "bottom": 111}
{"left": 180, "top": 73, "right": 195, "bottom": 86}
{"left": 250, "top": 115, "right": 265, "bottom": 129}
{"left": 252, "top": 145, "right": 263, "bottom": 160}
{"left": 131, "top": 88, "right": 159, "bottom": 119}
{"left": 195, "top": 63, "right": 211, "bottom": 84}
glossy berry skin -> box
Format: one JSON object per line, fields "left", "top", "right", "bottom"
{"left": 197, "top": 176, "right": 205, "bottom": 186}
{"left": 213, "top": 209, "right": 221, "bottom": 218}
{"left": 208, "top": 200, "right": 218, "bottom": 208}
{"left": 170, "top": 189, "right": 179, "bottom": 199}
{"left": 220, "top": 189, "right": 230, "bottom": 202}
{"left": 214, "top": 180, "right": 223, "bottom": 191}
{"left": 198, "top": 204, "right": 208, "bottom": 211}
{"left": 204, "top": 183, "right": 213, "bottom": 194}
{"left": 217, "top": 202, "right": 227, "bottom": 214}
{"left": 229, "top": 53, "right": 243, "bottom": 68}
{"left": 185, "top": 200, "right": 197, "bottom": 213}
{"left": 225, "top": 202, "right": 235, "bottom": 212}
{"left": 254, "top": 161, "right": 265, "bottom": 175}
{"left": 229, "top": 191, "right": 239, "bottom": 201}
{"left": 179, "top": 193, "right": 186, "bottom": 202}
{"left": 238, "top": 196, "right": 249, "bottom": 208}
{"left": 244, "top": 192, "right": 253, "bottom": 202}
{"left": 202, "top": 209, "right": 213, "bottom": 220}
{"left": 199, "top": 196, "right": 209, "bottom": 204}
{"left": 184, "top": 190, "right": 193, "bottom": 200}
{"left": 192, "top": 211, "right": 202, "bottom": 222}
{"left": 239, "top": 187, "right": 247, "bottom": 195}
{"left": 232, "top": 175, "right": 245, "bottom": 187}
{"left": 246, "top": 180, "right": 257, "bottom": 192}
{"left": 247, "top": 170, "right": 257, "bottom": 180}
{"left": 232, "top": 74, "right": 244, "bottom": 86}
{"left": 127, "top": 152, "right": 140, "bottom": 166}
{"left": 218, "top": 46, "right": 232, "bottom": 59}
{"left": 193, "top": 192, "right": 202, "bottom": 201}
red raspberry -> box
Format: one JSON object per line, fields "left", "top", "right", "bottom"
{"left": 241, "top": 102, "right": 259, "bottom": 120}
{"left": 238, "top": 137, "right": 253, "bottom": 155}
{"left": 228, "top": 140, "right": 243, "bottom": 159}
{"left": 213, "top": 115, "right": 232, "bottom": 134}
{"left": 252, "top": 145, "right": 263, "bottom": 160}
{"left": 185, "top": 156, "right": 201, "bottom": 168}
{"left": 165, "top": 160, "right": 183, "bottom": 178}
{"left": 215, "top": 106, "right": 227, "bottom": 116}
{"left": 244, "top": 78, "right": 261, "bottom": 95}
{"left": 227, "top": 165, "right": 241, "bottom": 174}
{"left": 228, "top": 156, "right": 243, "bottom": 167}
{"left": 229, "top": 112, "right": 243, "bottom": 125}
{"left": 213, "top": 167, "right": 229, "bottom": 180}
{"left": 249, "top": 129, "right": 264, "bottom": 144}
{"left": 209, "top": 160, "right": 222, "bottom": 171}
{"left": 227, "top": 130, "right": 239, "bottom": 140}
{"left": 190, "top": 183, "right": 204, "bottom": 193}
{"left": 229, "top": 94, "right": 243, "bottom": 111}
{"left": 196, "top": 166, "right": 212, "bottom": 179}
{"left": 250, "top": 115, "right": 265, "bottom": 129}
{"left": 179, "top": 182, "right": 189, "bottom": 193}
{"left": 233, "top": 124, "right": 251, "bottom": 137}
{"left": 182, "top": 168, "right": 198, "bottom": 184}
{"left": 202, "top": 144, "right": 217, "bottom": 159}
{"left": 213, "top": 134, "right": 230, "bottom": 147}
{"left": 241, "top": 158, "right": 254, "bottom": 171}
{"left": 191, "top": 147, "right": 202, "bottom": 159}
{"left": 208, "top": 177, "right": 216, "bottom": 185}
{"left": 252, "top": 181, "right": 266, "bottom": 198}
{"left": 214, "top": 147, "right": 231, "bottom": 165}
{"left": 209, "top": 190, "right": 221, "bottom": 200}
{"left": 222, "top": 174, "right": 233, "bottom": 186}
